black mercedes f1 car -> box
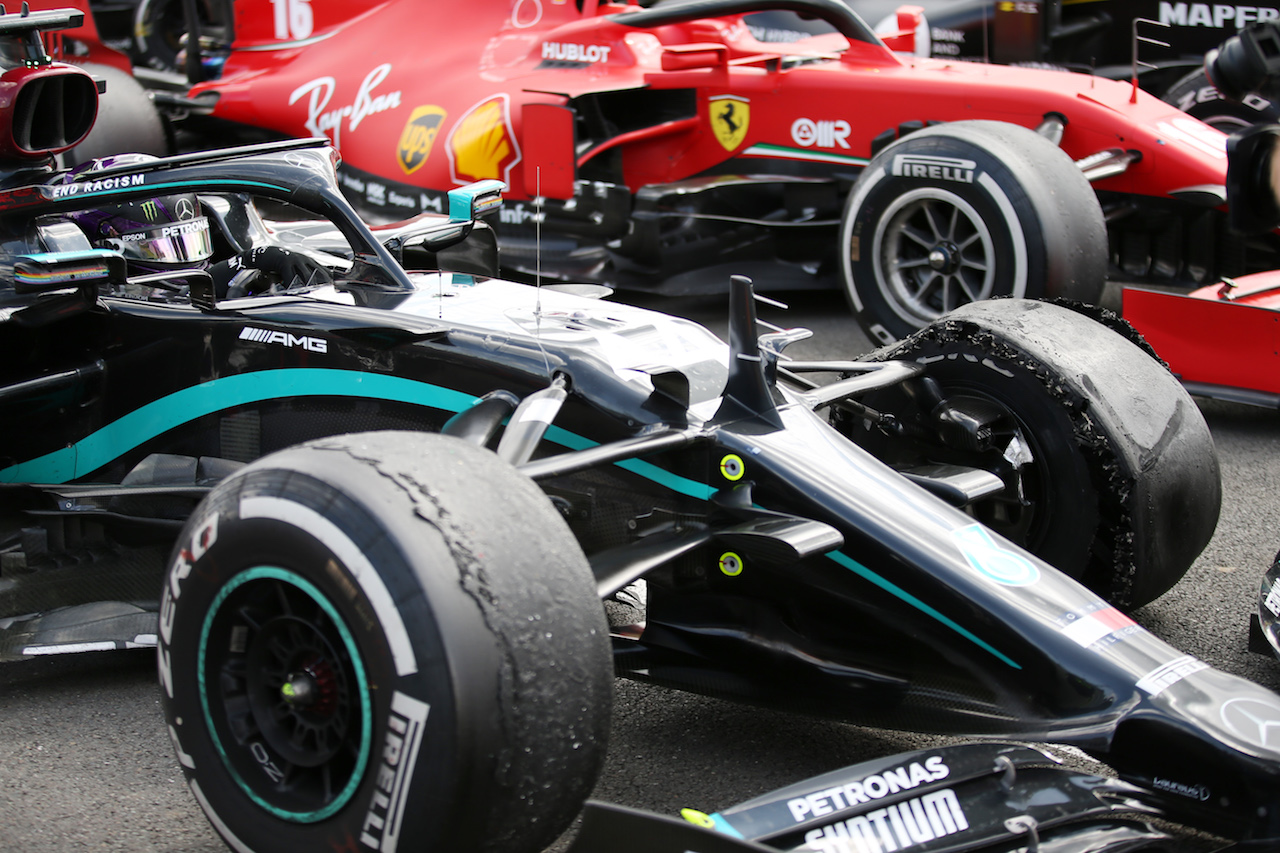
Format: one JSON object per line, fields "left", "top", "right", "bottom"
{"left": 2, "top": 8, "right": 1276, "bottom": 853}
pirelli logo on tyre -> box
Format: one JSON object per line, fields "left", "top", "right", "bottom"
{"left": 360, "top": 691, "right": 430, "bottom": 852}
{"left": 891, "top": 154, "right": 976, "bottom": 183}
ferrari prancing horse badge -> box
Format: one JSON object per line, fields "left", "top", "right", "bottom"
{"left": 709, "top": 95, "right": 749, "bottom": 151}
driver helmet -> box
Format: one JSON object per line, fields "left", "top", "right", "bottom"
{"left": 63, "top": 154, "right": 213, "bottom": 273}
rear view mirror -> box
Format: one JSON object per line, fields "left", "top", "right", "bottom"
{"left": 448, "top": 179, "right": 505, "bottom": 223}
{"left": 880, "top": 5, "right": 923, "bottom": 54}
{"left": 13, "top": 249, "right": 126, "bottom": 294}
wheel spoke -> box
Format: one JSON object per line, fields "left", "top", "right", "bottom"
{"left": 920, "top": 202, "right": 947, "bottom": 242}
{"left": 944, "top": 205, "right": 960, "bottom": 242}
{"left": 234, "top": 604, "right": 265, "bottom": 632}
{"left": 321, "top": 761, "right": 334, "bottom": 802}
{"left": 957, "top": 275, "right": 982, "bottom": 304}
{"left": 908, "top": 270, "right": 940, "bottom": 301}
{"left": 272, "top": 580, "right": 294, "bottom": 616}
{"left": 938, "top": 276, "right": 955, "bottom": 311}
{"left": 900, "top": 222, "right": 935, "bottom": 250}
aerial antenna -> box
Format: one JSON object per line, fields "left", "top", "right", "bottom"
{"left": 534, "top": 167, "right": 551, "bottom": 378}
{"left": 982, "top": 0, "right": 988, "bottom": 69}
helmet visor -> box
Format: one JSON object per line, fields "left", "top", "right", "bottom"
{"left": 107, "top": 217, "right": 213, "bottom": 265}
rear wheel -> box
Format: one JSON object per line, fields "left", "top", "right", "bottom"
{"left": 134, "top": 0, "right": 219, "bottom": 73}
{"left": 61, "top": 63, "right": 169, "bottom": 166}
{"left": 848, "top": 299, "right": 1220, "bottom": 608}
{"left": 840, "top": 121, "right": 1107, "bottom": 344}
{"left": 159, "top": 431, "right": 611, "bottom": 853}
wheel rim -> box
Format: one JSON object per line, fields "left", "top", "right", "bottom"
{"left": 199, "top": 567, "right": 372, "bottom": 822}
{"left": 935, "top": 390, "right": 1053, "bottom": 553}
{"left": 872, "top": 188, "right": 996, "bottom": 327}
{"left": 1199, "top": 114, "right": 1255, "bottom": 134}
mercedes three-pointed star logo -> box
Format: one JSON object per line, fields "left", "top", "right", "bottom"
{"left": 176, "top": 197, "right": 196, "bottom": 220}
{"left": 1220, "top": 696, "right": 1280, "bottom": 749}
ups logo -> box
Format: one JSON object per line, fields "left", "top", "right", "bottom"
{"left": 397, "top": 106, "right": 447, "bottom": 174}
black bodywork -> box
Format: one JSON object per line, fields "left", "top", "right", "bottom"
{"left": 2, "top": 140, "right": 1278, "bottom": 850}
{"left": 2, "top": 10, "right": 1279, "bottom": 853}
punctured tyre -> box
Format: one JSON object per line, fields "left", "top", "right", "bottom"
{"left": 854, "top": 298, "right": 1220, "bottom": 609}
{"left": 158, "top": 431, "right": 612, "bottom": 853}
{"left": 1044, "top": 297, "right": 1165, "bottom": 364}
{"left": 840, "top": 120, "right": 1107, "bottom": 344}
{"left": 1163, "top": 69, "right": 1280, "bottom": 133}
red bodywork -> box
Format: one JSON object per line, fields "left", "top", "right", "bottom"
{"left": 1125, "top": 276, "right": 1280, "bottom": 407}
{"left": 187, "top": 0, "right": 1228, "bottom": 210}
{"left": 40, "top": 2, "right": 132, "bottom": 74}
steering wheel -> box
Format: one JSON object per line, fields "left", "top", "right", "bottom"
{"left": 210, "top": 246, "right": 333, "bottom": 298}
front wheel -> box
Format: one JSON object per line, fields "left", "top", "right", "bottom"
{"left": 849, "top": 299, "right": 1221, "bottom": 609}
{"left": 1162, "top": 69, "right": 1280, "bottom": 133}
{"left": 158, "top": 431, "right": 612, "bottom": 853}
{"left": 840, "top": 120, "right": 1107, "bottom": 344}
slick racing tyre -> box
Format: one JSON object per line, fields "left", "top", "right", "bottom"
{"left": 158, "top": 432, "right": 612, "bottom": 853}
{"left": 840, "top": 120, "right": 1107, "bottom": 344}
{"left": 1162, "top": 69, "right": 1280, "bottom": 133}
{"left": 61, "top": 63, "right": 169, "bottom": 166}
{"left": 851, "top": 299, "right": 1220, "bottom": 609}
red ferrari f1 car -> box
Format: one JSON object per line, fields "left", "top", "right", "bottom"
{"left": 849, "top": 0, "right": 1280, "bottom": 131}
{"left": 1124, "top": 22, "right": 1280, "bottom": 410}
{"left": 33, "top": 0, "right": 1280, "bottom": 344}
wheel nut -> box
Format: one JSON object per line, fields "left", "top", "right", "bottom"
{"left": 281, "top": 673, "right": 317, "bottom": 706}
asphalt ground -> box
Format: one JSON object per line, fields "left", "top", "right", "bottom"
{"left": 1, "top": 289, "right": 1277, "bottom": 852}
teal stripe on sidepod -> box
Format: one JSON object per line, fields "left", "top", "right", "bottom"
{"left": 4, "top": 366, "right": 1008, "bottom": 669}
{"left": 827, "top": 550, "right": 1021, "bottom": 669}
{"left": 2, "top": 369, "right": 718, "bottom": 500}
{"left": 1, "top": 369, "right": 477, "bottom": 483}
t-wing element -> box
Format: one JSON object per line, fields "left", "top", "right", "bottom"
{"left": 0, "top": 4, "right": 85, "bottom": 58}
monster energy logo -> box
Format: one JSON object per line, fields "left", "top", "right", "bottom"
{"left": 140, "top": 200, "right": 160, "bottom": 220}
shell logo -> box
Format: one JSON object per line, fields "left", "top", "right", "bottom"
{"left": 446, "top": 94, "right": 522, "bottom": 186}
